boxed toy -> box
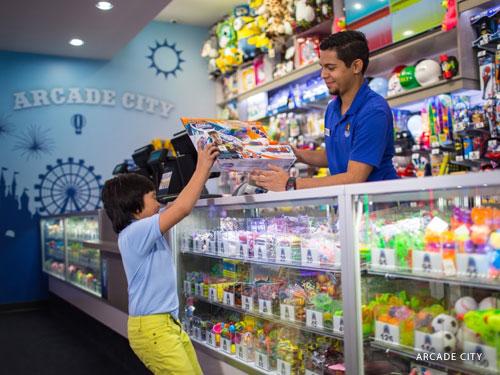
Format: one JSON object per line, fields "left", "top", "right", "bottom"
{"left": 181, "top": 118, "right": 296, "bottom": 172}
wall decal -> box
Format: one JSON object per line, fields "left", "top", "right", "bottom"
{"left": 34, "top": 158, "right": 103, "bottom": 215}
{"left": 0, "top": 113, "right": 13, "bottom": 139}
{"left": 147, "top": 39, "right": 185, "bottom": 79}
{"left": 71, "top": 113, "right": 86, "bottom": 135}
{"left": 13, "top": 124, "right": 55, "bottom": 160}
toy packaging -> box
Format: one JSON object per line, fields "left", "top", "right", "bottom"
{"left": 478, "top": 51, "right": 496, "bottom": 100}
{"left": 182, "top": 118, "right": 296, "bottom": 172}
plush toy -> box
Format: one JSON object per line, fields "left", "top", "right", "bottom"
{"left": 432, "top": 313, "right": 459, "bottom": 335}
{"left": 333, "top": 17, "right": 346, "bottom": 33}
{"left": 201, "top": 35, "right": 220, "bottom": 75}
{"left": 489, "top": 231, "right": 500, "bottom": 278}
{"left": 315, "top": 0, "right": 333, "bottom": 23}
{"left": 215, "top": 18, "right": 243, "bottom": 74}
{"left": 295, "top": 0, "right": 316, "bottom": 30}
{"left": 441, "top": 0, "right": 457, "bottom": 32}
{"left": 264, "top": 0, "right": 295, "bottom": 37}
{"left": 233, "top": 4, "right": 270, "bottom": 59}
{"left": 464, "top": 309, "right": 500, "bottom": 350}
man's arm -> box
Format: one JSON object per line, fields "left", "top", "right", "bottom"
{"left": 296, "top": 160, "right": 372, "bottom": 189}
{"left": 294, "top": 148, "right": 329, "bottom": 168}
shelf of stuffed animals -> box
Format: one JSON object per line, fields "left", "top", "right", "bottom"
{"left": 387, "top": 76, "right": 479, "bottom": 109}
{"left": 458, "top": 0, "right": 497, "bottom": 13}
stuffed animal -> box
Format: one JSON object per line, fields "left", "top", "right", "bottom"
{"left": 295, "top": 0, "right": 316, "bottom": 30}
{"left": 442, "top": 0, "right": 457, "bottom": 32}
{"left": 315, "top": 0, "right": 333, "bottom": 23}
{"left": 201, "top": 36, "right": 220, "bottom": 75}
{"left": 264, "top": 0, "right": 295, "bottom": 37}
{"left": 215, "top": 18, "right": 243, "bottom": 74}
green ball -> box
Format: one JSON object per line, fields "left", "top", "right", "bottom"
{"left": 399, "top": 66, "right": 420, "bottom": 89}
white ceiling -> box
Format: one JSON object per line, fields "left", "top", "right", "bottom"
{"left": 155, "top": 0, "right": 242, "bottom": 27}
{"left": 0, "top": 0, "right": 171, "bottom": 60}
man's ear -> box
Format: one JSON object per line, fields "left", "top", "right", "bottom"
{"left": 352, "top": 58, "right": 364, "bottom": 75}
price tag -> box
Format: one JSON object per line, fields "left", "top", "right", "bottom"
{"left": 375, "top": 321, "right": 400, "bottom": 345}
{"left": 395, "top": 146, "right": 402, "bottom": 154}
{"left": 489, "top": 140, "right": 498, "bottom": 148}
{"left": 259, "top": 299, "right": 273, "bottom": 315}
{"left": 469, "top": 151, "right": 480, "bottom": 160}
{"left": 221, "top": 337, "right": 232, "bottom": 354}
{"left": 302, "top": 245, "right": 320, "bottom": 267}
{"left": 256, "top": 244, "right": 266, "bottom": 260}
{"left": 480, "top": 34, "right": 489, "bottom": 45}
{"left": 242, "top": 296, "right": 254, "bottom": 312}
{"left": 277, "top": 359, "right": 292, "bottom": 375}
{"left": 456, "top": 155, "right": 464, "bottom": 162}
{"left": 236, "top": 344, "right": 251, "bottom": 362}
{"left": 456, "top": 254, "right": 490, "bottom": 279}
{"left": 414, "top": 331, "right": 444, "bottom": 353}
{"left": 223, "top": 291, "right": 235, "bottom": 306}
{"left": 183, "top": 281, "right": 192, "bottom": 295}
{"left": 475, "top": 122, "right": 485, "bottom": 129}
{"left": 209, "top": 287, "right": 218, "bottom": 302}
{"left": 193, "top": 327, "right": 202, "bottom": 341}
{"left": 277, "top": 245, "right": 292, "bottom": 264}
{"left": 208, "top": 241, "right": 216, "bottom": 254}
{"left": 306, "top": 309, "right": 324, "bottom": 329}
{"left": 412, "top": 153, "right": 420, "bottom": 160}
{"left": 256, "top": 352, "right": 270, "bottom": 371}
{"left": 207, "top": 332, "right": 217, "bottom": 347}
{"left": 432, "top": 141, "right": 440, "bottom": 148}
{"left": 195, "top": 283, "right": 203, "bottom": 296}
{"left": 218, "top": 241, "right": 225, "bottom": 255}
{"left": 432, "top": 148, "right": 440, "bottom": 155}
{"left": 280, "top": 304, "right": 295, "bottom": 322}
{"left": 412, "top": 145, "right": 421, "bottom": 151}
{"left": 371, "top": 248, "right": 396, "bottom": 270}
{"left": 463, "top": 341, "right": 497, "bottom": 372}
{"left": 412, "top": 251, "right": 443, "bottom": 274}
{"left": 333, "top": 316, "right": 344, "bottom": 334}
{"left": 239, "top": 243, "right": 247, "bottom": 259}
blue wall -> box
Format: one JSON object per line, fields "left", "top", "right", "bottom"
{"left": 0, "top": 21, "right": 214, "bottom": 304}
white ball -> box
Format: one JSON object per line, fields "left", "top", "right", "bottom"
{"left": 432, "top": 313, "right": 459, "bottom": 335}
{"left": 455, "top": 296, "right": 478, "bottom": 315}
{"left": 479, "top": 297, "right": 500, "bottom": 310}
{"left": 433, "top": 331, "right": 457, "bottom": 353}
{"left": 415, "top": 59, "right": 442, "bottom": 86}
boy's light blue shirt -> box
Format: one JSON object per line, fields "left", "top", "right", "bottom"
{"left": 118, "top": 210, "right": 178, "bottom": 318}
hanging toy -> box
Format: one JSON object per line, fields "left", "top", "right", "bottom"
{"left": 439, "top": 54, "right": 459, "bottom": 80}
{"left": 441, "top": 0, "right": 457, "bottom": 31}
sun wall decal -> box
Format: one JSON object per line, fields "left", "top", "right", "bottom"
{"left": 146, "top": 39, "right": 185, "bottom": 79}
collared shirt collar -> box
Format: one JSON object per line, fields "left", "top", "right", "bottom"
{"left": 333, "top": 79, "right": 370, "bottom": 121}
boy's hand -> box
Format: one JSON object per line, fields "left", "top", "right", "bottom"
{"left": 196, "top": 141, "right": 219, "bottom": 176}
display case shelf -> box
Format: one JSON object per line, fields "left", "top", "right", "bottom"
{"left": 67, "top": 280, "right": 101, "bottom": 297}
{"left": 367, "top": 268, "right": 500, "bottom": 291}
{"left": 458, "top": 0, "right": 495, "bottom": 13}
{"left": 181, "top": 250, "right": 342, "bottom": 273}
{"left": 386, "top": 76, "right": 479, "bottom": 108}
{"left": 370, "top": 341, "right": 498, "bottom": 375}
{"left": 190, "top": 293, "right": 344, "bottom": 341}
{"left": 191, "top": 337, "right": 271, "bottom": 375}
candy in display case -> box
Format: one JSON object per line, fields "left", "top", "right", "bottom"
{"left": 353, "top": 175, "right": 500, "bottom": 375}
{"left": 41, "top": 216, "right": 65, "bottom": 279}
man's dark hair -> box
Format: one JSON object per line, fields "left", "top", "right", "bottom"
{"left": 101, "top": 173, "right": 155, "bottom": 234}
{"left": 320, "top": 30, "right": 370, "bottom": 74}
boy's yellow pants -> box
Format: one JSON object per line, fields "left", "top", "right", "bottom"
{"left": 128, "top": 313, "right": 203, "bottom": 375}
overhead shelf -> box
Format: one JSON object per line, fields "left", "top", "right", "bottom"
{"left": 458, "top": 0, "right": 494, "bottom": 13}
{"left": 386, "top": 76, "right": 479, "bottom": 108}
{"left": 217, "top": 62, "right": 321, "bottom": 106}
{"left": 366, "top": 28, "right": 458, "bottom": 77}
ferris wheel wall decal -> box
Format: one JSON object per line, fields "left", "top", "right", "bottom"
{"left": 34, "top": 157, "right": 103, "bottom": 215}
{"left": 147, "top": 38, "right": 185, "bottom": 79}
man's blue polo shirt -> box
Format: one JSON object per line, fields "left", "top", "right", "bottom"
{"left": 324, "top": 81, "right": 398, "bottom": 181}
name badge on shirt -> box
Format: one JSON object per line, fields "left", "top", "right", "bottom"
{"left": 324, "top": 127, "right": 331, "bottom": 137}
{"left": 344, "top": 123, "right": 351, "bottom": 138}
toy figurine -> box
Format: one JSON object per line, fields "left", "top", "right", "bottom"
{"left": 439, "top": 54, "right": 459, "bottom": 80}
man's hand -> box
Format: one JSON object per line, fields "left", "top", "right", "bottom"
{"left": 290, "top": 145, "right": 305, "bottom": 163}
{"left": 250, "top": 164, "right": 289, "bottom": 192}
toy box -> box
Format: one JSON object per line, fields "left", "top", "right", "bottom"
{"left": 182, "top": 118, "right": 296, "bottom": 172}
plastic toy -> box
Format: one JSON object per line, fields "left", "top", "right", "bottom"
{"left": 439, "top": 54, "right": 459, "bottom": 80}
{"left": 479, "top": 296, "right": 500, "bottom": 310}
{"left": 478, "top": 51, "right": 495, "bottom": 99}
{"left": 415, "top": 59, "right": 442, "bottom": 86}
{"left": 333, "top": 17, "right": 346, "bottom": 33}
{"left": 433, "top": 331, "right": 457, "bottom": 352}
{"left": 388, "top": 66, "right": 406, "bottom": 96}
{"left": 399, "top": 66, "right": 421, "bottom": 90}
{"left": 490, "top": 231, "right": 500, "bottom": 278}
{"left": 368, "top": 77, "right": 388, "bottom": 97}
{"left": 441, "top": 0, "right": 457, "bottom": 31}
{"left": 464, "top": 309, "right": 500, "bottom": 350}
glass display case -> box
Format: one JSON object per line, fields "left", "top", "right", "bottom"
{"left": 350, "top": 172, "right": 500, "bottom": 375}
{"left": 174, "top": 189, "right": 347, "bottom": 375}
{"left": 40, "top": 212, "right": 103, "bottom": 297}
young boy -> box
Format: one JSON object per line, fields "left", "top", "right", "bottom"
{"left": 101, "top": 142, "right": 219, "bottom": 375}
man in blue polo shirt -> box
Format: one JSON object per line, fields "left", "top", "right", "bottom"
{"left": 252, "top": 31, "right": 398, "bottom": 191}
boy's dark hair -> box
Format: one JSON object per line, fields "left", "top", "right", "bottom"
{"left": 101, "top": 173, "right": 155, "bottom": 234}
{"left": 320, "top": 31, "right": 370, "bottom": 74}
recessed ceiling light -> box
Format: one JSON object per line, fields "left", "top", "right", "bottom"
{"left": 403, "top": 30, "right": 414, "bottom": 37}
{"left": 353, "top": 3, "right": 363, "bottom": 10}
{"left": 69, "top": 38, "right": 84, "bottom": 47}
{"left": 96, "top": 1, "right": 113, "bottom": 11}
